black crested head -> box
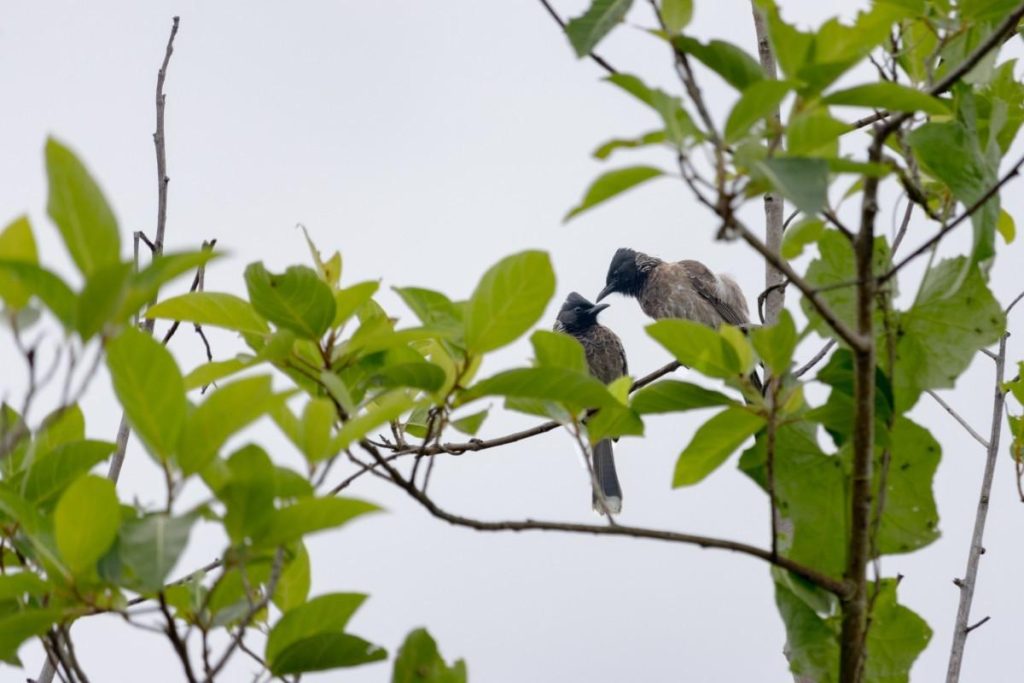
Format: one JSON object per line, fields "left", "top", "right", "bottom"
{"left": 556, "top": 291, "right": 609, "bottom": 333}
{"left": 597, "top": 247, "right": 646, "bottom": 301}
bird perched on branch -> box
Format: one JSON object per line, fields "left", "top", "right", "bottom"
{"left": 597, "top": 247, "right": 761, "bottom": 392}
{"left": 554, "top": 291, "right": 628, "bottom": 514}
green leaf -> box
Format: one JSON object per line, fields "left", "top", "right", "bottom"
{"left": 272, "top": 633, "right": 387, "bottom": 676}
{"left": 374, "top": 363, "right": 448, "bottom": 393}
{"left": 531, "top": 330, "right": 588, "bottom": 373}
{"left": 754, "top": 157, "right": 829, "bottom": 217}
{"left": 107, "top": 326, "right": 186, "bottom": 460}
{"left": 592, "top": 131, "right": 668, "bottom": 160}
{"left": 780, "top": 218, "right": 824, "bottom": 259}
{"left": 266, "top": 593, "right": 368, "bottom": 664}
{"left": 586, "top": 402, "right": 644, "bottom": 442}
{"left": 908, "top": 121, "right": 999, "bottom": 266}
{"left": 646, "top": 319, "right": 742, "bottom": 379}
{"left": 997, "top": 208, "right": 1016, "bottom": 244}
{"left": 801, "top": 231, "right": 890, "bottom": 339}
{"left": 394, "top": 286, "right": 462, "bottom": 331}
{"left": 0, "top": 573, "right": 47, "bottom": 602}
{"left": 0, "top": 261, "right": 76, "bottom": 329}
{"left": 0, "top": 609, "right": 61, "bottom": 664}
{"left": 259, "top": 497, "right": 379, "bottom": 547}
{"left": 45, "top": 137, "right": 120, "bottom": 276}
{"left": 176, "top": 375, "right": 281, "bottom": 475}
{"left": 773, "top": 577, "right": 838, "bottom": 681}
{"left": 0, "top": 488, "right": 63, "bottom": 573}
{"left": 565, "top": 0, "right": 634, "bottom": 57}
{"left": 76, "top": 261, "right": 132, "bottom": 340}
{"left": 823, "top": 82, "right": 950, "bottom": 114}
{"left": 0, "top": 216, "right": 39, "bottom": 309}
{"left": 892, "top": 259, "right": 1004, "bottom": 411}
{"left": 334, "top": 390, "right": 415, "bottom": 451}
{"left": 660, "top": 0, "right": 693, "bottom": 33}
{"left": 465, "top": 251, "right": 555, "bottom": 353}
{"left": 300, "top": 226, "right": 342, "bottom": 289}
{"left": 750, "top": 309, "right": 798, "bottom": 375}
{"left": 245, "top": 263, "right": 336, "bottom": 339}
{"left": 605, "top": 74, "right": 699, "bottom": 146}
{"left": 674, "top": 407, "right": 764, "bottom": 486}
{"left": 119, "top": 249, "right": 219, "bottom": 320}
{"left": 564, "top": 167, "right": 665, "bottom": 221}
{"left": 631, "top": 380, "right": 734, "bottom": 414}
{"left": 877, "top": 418, "right": 940, "bottom": 555}
{"left": 119, "top": 513, "right": 197, "bottom": 592}
{"left": 452, "top": 409, "right": 488, "bottom": 436}
{"left": 273, "top": 543, "right": 311, "bottom": 612}
{"left": 672, "top": 36, "right": 763, "bottom": 90}
{"left": 23, "top": 440, "right": 115, "bottom": 503}
{"left": 146, "top": 292, "right": 270, "bottom": 335}
{"left": 335, "top": 282, "right": 381, "bottom": 328}
{"left": 54, "top": 474, "right": 120, "bottom": 575}
{"left": 392, "top": 628, "right": 468, "bottom": 683}
{"left": 724, "top": 79, "right": 791, "bottom": 142}
{"left": 786, "top": 109, "right": 847, "bottom": 157}
{"left": 297, "top": 398, "right": 338, "bottom": 463}
{"left": 864, "top": 579, "right": 932, "bottom": 682}
{"left": 462, "top": 367, "right": 615, "bottom": 410}
{"left": 183, "top": 356, "right": 256, "bottom": 391}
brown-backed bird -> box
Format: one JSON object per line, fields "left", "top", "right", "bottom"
{"left": 597, "top": 247, "right": 761, "bottom": 391}
{"left": 554, "top": 291, "right": 628, "bottom": 514}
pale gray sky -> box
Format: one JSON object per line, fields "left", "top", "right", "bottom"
{"left": 2, "top": 1, "right": 1024, "bottom": 681}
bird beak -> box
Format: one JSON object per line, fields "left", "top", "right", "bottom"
{"left": 596, "top": 284, "right": 615, "bottom": 302}
{"left": 589, "top": 302, "right": 610, "bottom": 316}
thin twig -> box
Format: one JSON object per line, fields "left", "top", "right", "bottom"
{"left": 793, "top": 340, "right": 836, "bottom": 378}
{"left": 159, "top": 592, "right": 199, "bottom": 683}
{"left": 927, "top": 390, "right": 990, "bottom": 449}
{"left": 536, "top": 0, "right": 618, "bottom": 75}
{"left": 946, "top": 335, "right": 1008, "bottom": 682}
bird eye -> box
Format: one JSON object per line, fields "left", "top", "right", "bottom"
{"left": 574, "top": 305, "right": 584, "bottom": 312}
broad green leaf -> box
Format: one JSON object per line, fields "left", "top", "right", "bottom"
{"left": 786, "top": 110, "right": 846, "bottom": 157}
{"left": 724, "top": 79, "right": 791, "bottom": 142}
{"left": 586, "top": 402, "right": 644, "bottom": 442}
{"left": 452, "top": 409, "right": 488, "bottom": 436}
{"left": 107, "top": 326, "right": 186, "bottom": 460}
{"left": 119, "top": 513, "right": 196, "bottom": 592}
{"left": 334, "top": 390, "right": 415, "bottom": 451}
{"left": 531, "top": 330, "right": 588, "bottom": 373}
{"left": 0, "top": 609, "right": 61, "bottom": 664}
{"left": 259, "top": 497, "right": 379, "bottom": 547}
{"left": 753, "top": 157, "right": 829, "bottom": 217}
{"left": 750, "top": 309, "right": 798, "bottom": 375}
{"left": 960, "top": 0, "right": 1021, "bottom": 21}
{"left": 146, "top": 292, "right": 270, "bottom": 335}
{"left": 908, "top": 121, "right": 998, "bottom": 266}
{"left": 593, "top": 131, "right": 668, "bottom": 160}
{"left": 631, "top": 380, "right": 733, "bottom": 414}
{"left": 299, "top": 398, "right": 338, "bottom": 463}
{"left": 0, "top": 216, "right": 38, "bottom": 309}
{"left": 245, "top": 263, "right": 336, "bottom": 339}
{"left": 877, "top": 418, "right": 940, "bottom": 555}
{"left": 864, "top": 579, "right": 932, "bottom": 682}
{"left": 35, "top": 405, "right": 85, "bottom": 455}
{"left": 300, "top": 225, "right": 342, "bottom": 288}
{"left": 176, "top": 375, "right": 281, "bottom": 474}
{"left": 646, "top": 319, "right": 742, "bottom": 379}
{"left": 672, "top": 36, "right": 763, "bottom": 90}
{"left": 335, "top": 282, "right": 381, "bottom": 328}
{"left": 565, "top": 0, "right": 634, "bottom": 57}
{"left": 273, "top": 543, "right": 311, "bottom": 612}
{"left": 75, "top": 261, "right": 132, "bottom": 340}
{"left": 465, "top": 251, "right": 555, "bottom": 353}
{"left": 374, "top": 363, "right": 448, "bottom": 393}
{"left": 266, "top": 593, "right": 368, "bottom": 663}
{"left": 773, "top": 578, "right": 838, "bottom": 681}
{"left": 212, "top": 444, "right": 276, "bottom": 542}
{"left": 674, "top": 407, "right": 764, "bottom": 486}
{"left": 661, "top": 0, "right": 693, "bottom": 33}
{"left": 392, "top": 628, "right": 468, "bottom": 683}
{"left": 0, "top": 488, "right": 63, "bottom": 574}
{"left": 605, "top": 73, "right": 700, "bottom": 146}
{"left": 45, "top": 137, "right": 120, "bottom": 276}
{"left": 394, "top": 286, "right": 462, "bottom": 331}
{"left": 0, "top": 261, "right": 76, "bottom": 329}
{"left": 564, "top": 167, "right": 665, "bottom": 221}
{"left": 892, "top": 258, "right": 1004, "bottom": 411}
{"left": 997, "top": 208, "right": 1016, "bottom": 244}
{"left": 719, "top": 325, "right": 756, "bottom": 375}
{"left": 0, "top": 573, "right": 47, "bottom": 602}
{"left": 823, "top": 82, "right": 949, "bottom": 114}
{"left": 183, "top": 356, "right": 256, "bottom": 391}
{"left": 271, "top": 633, "right": 387, "bottom": 676}
{"left": 23, "top": 440, "right": 115, "bottom": 503}
{"left": 809, "top": 349, "right": 893, "bottom": 447}
{"left": 462, "top": 367, "right": 615, "bottom": 410}
{"left": 54, "top": 474, "right": 120, "bottom": 575}
{"left": 780, "top": 218, "right": 824, "bottom": 259}
{"left": 119, "top": 249, "right": 219, "bottom": 320}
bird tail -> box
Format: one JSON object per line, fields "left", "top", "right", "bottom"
{"left": 592, "top": 439, "right": 623, "bottom": 514}
{"left": 749, "top": 368, "right": 764, "bottom": 395}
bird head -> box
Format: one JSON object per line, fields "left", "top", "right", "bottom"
{"left": 598, "top": 247, "right": 646, "bottom": 301}
{"left": 556, "top": 291, "right": 610, "bottom": 333}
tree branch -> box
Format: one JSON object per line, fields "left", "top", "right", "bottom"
{"left": 945, "top": 334, "right": 1008, "bottom": 682}
{"left": 927, "top": 390, "right": 990, "bottom": 449}
{"left": 536, "top": 0, "right": 618, "bottom": 75}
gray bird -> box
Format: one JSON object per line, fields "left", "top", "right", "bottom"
{"left": 554, "top": 291, "right": 627, "bottom": 514}
{"left": 597, "top": 247, "right": 762, "bottom": 391}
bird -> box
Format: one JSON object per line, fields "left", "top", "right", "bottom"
{"left": 596, "top": 247, "right": 762, "bottom": 392}
{"left": 554, "top": 291, "right": 628, "bottom": 514}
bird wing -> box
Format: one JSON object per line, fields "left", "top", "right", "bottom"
{"left": 682, "top": 261, "right": 750, "bottom": 326}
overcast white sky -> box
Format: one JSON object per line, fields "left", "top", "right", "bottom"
{"left": 3, "top": 1, "right": 1024, "bottom": 681}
